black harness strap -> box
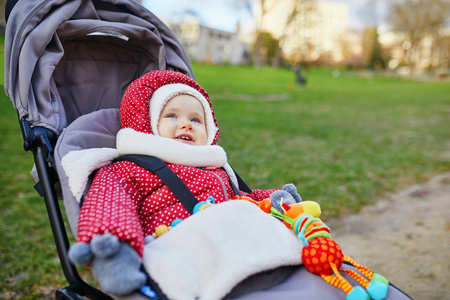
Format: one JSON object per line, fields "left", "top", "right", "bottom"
{"left": 229, "top": 178, "right": 242, "bottom": 196}
{"left": 113, "top": 155, "right": 199, "bottom": 214}
{"left": 234, "top": 168, "right": 252, "bottom": 194}
{"left": 114, "top": 154, "right": 253, "bottom": 213}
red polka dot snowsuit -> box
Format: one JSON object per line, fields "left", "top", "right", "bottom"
{"left": 77, "top": 160, "right": 274, "bottom": 257}
{"left": 76, "top": 70, "right": 276, "bottom": 257}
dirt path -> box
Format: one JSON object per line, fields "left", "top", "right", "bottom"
{"left": 327, "top": 172, "right": 450, "bottom": 300}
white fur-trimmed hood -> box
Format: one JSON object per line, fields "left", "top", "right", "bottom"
{"left": 116, "top": 128, "right": 226, "bottom": 167}
{"left": 61, "top": 128, "right": 238, "bottom": 202}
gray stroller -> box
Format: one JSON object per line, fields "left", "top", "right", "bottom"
{"left": 4, "top": 0, "right": 412, "bottom": 299}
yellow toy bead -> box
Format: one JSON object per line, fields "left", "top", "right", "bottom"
{"left": 198, "top": 203, "right": 212, "bottom": 211}
{"left": 301, "top": 201, "right": 322, "bottom": 218}
{"left": 154, "top": 225, "right": 170, "bottom": 237}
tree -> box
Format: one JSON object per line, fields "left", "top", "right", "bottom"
{"left": 388, "top": 0, "right": 450, "bottom": 70}
{"left": 271, "top": 0, "right": 317, "bottom": 68}
{"left": 234, "top": 0, "right": 317, "bottom": 68}
{"left": 231, "top": 0, "right": 268, "bottom": 67}
{"left": 253, "top": 31, "right": 280, "bottom": 65}
{"left": 253, "top": 0, "right": 270, "bottom": 68}
{"left": 364, "top": 27, "right": 386, "bottom": 69}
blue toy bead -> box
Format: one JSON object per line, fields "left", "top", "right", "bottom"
{"left": 193, "top": 197, "right": 216, "bottom": 214}
{"left": 193, "top": 202, "right": 204, "bottom": 214}
{"left": 346, "top": 286, "right": 369, "bottom": 300}
{"left": 367, "top": 280, "right": 388, "bottom": 300}
{"left": 372, "top": 273, "right": 389, "bottom": 287}
{"left": 171, "top": 219, "right": 183, "bottom": 227}
{"left": 140, "top": 285, "right": 158, "bottom": 298}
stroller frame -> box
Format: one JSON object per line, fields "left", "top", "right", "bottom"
{"left": 21, "top": 118, "right": 112, "bottom": 300}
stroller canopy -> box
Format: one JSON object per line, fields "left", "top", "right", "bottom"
{"left": 4, "top": 0, "right": 194, "bottom": 135}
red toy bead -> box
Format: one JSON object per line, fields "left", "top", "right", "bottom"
{"left": 302, "top": 237, "right": 344, "bottom": 275}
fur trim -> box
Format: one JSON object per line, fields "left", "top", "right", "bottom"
{"left": 222, "top": 163, "right": 238, "bottom": 191}
{"left": 62, "top": 129, "right": 240, "bottom": 202}
{"left": 61, "top": 148, "right": 120, "bottom": 202}
{"left": 149, "top": 83, "right": 218, "bottom": 146}
{"left": 117, "top": 128, "right": 226, "bottom": 167}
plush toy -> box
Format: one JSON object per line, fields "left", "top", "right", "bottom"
{"left": 241, "top": 193, "right": 390, "bottom": 300}
{"left": 269, "top": 183, "right": 302, "bottom": 211}
{"left": 238, "top": 183, "right": 321, "bottom": 220}
{"left": 68, "top": 233, "right": 147, "bottom": 295}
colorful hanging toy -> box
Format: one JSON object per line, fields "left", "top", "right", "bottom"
{"left": 152, "top": 192, "right": 389, "bottom": 300}
{"left": 234, "top": 195, "right": 389, "bottom": 300}
{"left": 151, "top": 196, "right": 216, "bottom": 238}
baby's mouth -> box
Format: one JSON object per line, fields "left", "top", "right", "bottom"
{"left": 176, "top": 134, "right": 194, "bottom": 144}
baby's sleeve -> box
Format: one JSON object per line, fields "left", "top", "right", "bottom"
{"left": 239, "top": 188, "right": 278, "bottom": 202}
{"left": 76, "top": 163, "right": 146, "bottom": 256}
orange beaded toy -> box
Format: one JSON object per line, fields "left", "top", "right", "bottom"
{"left": 236, "top": 195, "right": 389, "bottom": 300}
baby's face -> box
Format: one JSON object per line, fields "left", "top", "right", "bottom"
{"left": 158, "top": 94, "right": 207, "bottom": 146}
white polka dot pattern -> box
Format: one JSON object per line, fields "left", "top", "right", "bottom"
{"left": 77, "top": 161, "right": 275, "bottom": 256}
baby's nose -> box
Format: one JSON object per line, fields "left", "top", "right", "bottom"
{"left": 180, "top": 120, "right": 193, "bottom": 130}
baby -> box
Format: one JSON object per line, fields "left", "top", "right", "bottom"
{"left": 67, "top": 70, "right": 301, "bottom": 295}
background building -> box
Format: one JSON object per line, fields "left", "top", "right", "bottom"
{"left": 157, "top": 0, "right": 449, "bottom": 75}
{"left": 169, "top": 16, "right": 251, "bottom": 65}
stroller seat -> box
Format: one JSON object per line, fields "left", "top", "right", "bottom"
{"left": 55, "top": 108, "right": 121, "bottom": 235}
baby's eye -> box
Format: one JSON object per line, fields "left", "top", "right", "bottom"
{"left": 165, "top": 114, "right": 176, "bottom": 119}
{"left": 191, "top": 117, "right": 201, "bottom": 123}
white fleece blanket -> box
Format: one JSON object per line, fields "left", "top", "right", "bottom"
{"left": 143, "top": 200, "right": 303, "bottom": 300}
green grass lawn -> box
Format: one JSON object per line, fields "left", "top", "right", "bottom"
{"left": 1, "top": 60, "right": 449, "bottom": 298}
{"left": 195, "top": 64, "right": 450, "bottom": 214}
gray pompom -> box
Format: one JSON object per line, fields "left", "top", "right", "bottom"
{"left": 91, "top": 233, "right": 120, "bottom": 258}
{"left": 91, "top": 242, "right": 147, "bottom": 295}
{"left": 68, "top": 242, "right": 93, "bottom": 266}
{"left": 282, "top": 183, "right": 302, "bottom": 203}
